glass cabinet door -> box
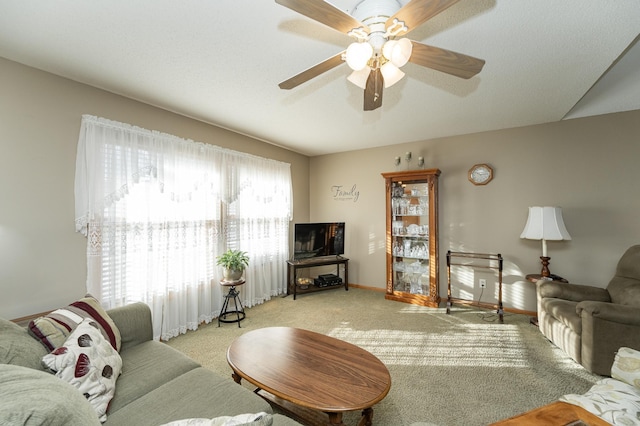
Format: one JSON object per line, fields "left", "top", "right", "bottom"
{"left": 391, "top": 181, "right": 430, "bottom": 294}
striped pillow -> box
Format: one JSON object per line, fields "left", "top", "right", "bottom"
{"left": 28, "top": 295, "right": 121, "bottom": 352}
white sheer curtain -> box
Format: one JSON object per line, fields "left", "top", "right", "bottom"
{"left": 74, "top": 115, "right": 292, "bottom": 340}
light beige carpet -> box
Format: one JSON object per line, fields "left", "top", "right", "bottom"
{"left": 166, "top": 287, "right": 601, "bottom": 425}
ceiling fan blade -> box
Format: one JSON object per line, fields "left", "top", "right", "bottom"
{"left": 364, "top": 68, "right": 384, "bottom": 111}
{"left": 276, "top": 0, "right": 368, "bottom": 34}
{"left": 387, "top": 0, "right": 462, "bottom": 36}
{"left": 279, "top": 52, "right": 345, "bottom": 90}
{"left": 408, "top": 41, "right": 485, "bottom": 79}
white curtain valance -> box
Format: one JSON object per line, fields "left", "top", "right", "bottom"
{"left": 74, "top": 114, "right": 293, "bottom": 236}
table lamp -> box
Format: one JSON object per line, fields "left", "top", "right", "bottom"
{"left": 520, "top": 206, "right": 571, "bottom": 277}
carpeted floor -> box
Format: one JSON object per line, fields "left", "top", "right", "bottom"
{"left": 166, "top": 287, "right": 601, "bottom": 425}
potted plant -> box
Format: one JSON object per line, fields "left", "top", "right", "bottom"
{"left": 216, "top": 249, "right": 250, "bottom": 281}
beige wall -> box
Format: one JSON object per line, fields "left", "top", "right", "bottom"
{"left": 2, "top": 56, "right": 639, "bottom": 319}
{"left": 310, "top": 109, "right": 640, "bottom": 312}
{"left": 0, "top": 58, "right": 310, "bottom": 320}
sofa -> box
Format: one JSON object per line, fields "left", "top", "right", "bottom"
{"left": 0, "top": 300, "right": 302, "bottom": 426}
{"left": 537, "top": 244, "right": 640, "bottom": 375}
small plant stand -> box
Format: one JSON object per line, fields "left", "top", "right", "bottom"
{"left": 218, "top": 279, "right": 246, "bottom": 327}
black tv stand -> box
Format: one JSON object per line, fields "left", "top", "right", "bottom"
{"left": 286, "top": 256, "right": 349, "bottom": 300}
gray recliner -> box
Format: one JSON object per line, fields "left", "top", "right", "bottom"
{"left": 536, "top": 245, "right": 640, "bottom": 376}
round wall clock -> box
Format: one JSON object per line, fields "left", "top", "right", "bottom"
{"left": 468, "top": 163, "right": 493, "bottom": 185}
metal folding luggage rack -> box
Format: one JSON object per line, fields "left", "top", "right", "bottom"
{"left": 446, "top": 251, "right": 504, "bottom": 323}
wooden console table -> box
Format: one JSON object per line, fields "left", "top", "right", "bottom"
{"left": 286, "top": 256, "right": 348, "bottom": 300}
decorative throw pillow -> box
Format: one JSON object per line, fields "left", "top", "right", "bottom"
{"left": 160, "top": 413, "right": 273, "bottom": 426}
{"left": 29, "top": 295, "right": 121, "bottom": 352}
{"left": 560, "top": 378, "right": 640, "bottom": 425}
{"left": 42, "top": 318, "right": 122, "bottom": 423}
{"left": 611, "top": 347, "right": 640, "bottom": 389}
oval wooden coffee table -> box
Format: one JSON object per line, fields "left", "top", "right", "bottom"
{"left": 227, "top": 327, "right": 391, "bottom": 426}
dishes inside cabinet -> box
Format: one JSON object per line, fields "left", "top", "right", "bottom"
{"left": 392, "top": 220, "right": 404, "bottom": 236}
{"left": 406, "top": 224, "right": 420, "bottom": 236}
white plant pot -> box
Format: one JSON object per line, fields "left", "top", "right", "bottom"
{"left": 223, "top": 268, "right": 243, "bottom": 282}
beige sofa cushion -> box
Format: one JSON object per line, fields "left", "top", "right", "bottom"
{"left": 103, "top": 368, "right": 274, "bottom": 425}
{"left": 0, "top": 364, "right": 100, "bottom": 425}
{"left": 0, "top": 317, "right": 49, "bottom": 371}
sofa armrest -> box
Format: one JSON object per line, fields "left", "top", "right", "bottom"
{"left": 107, "top": 302, "right": 153, "bottom": 351}
{"left": 538, "top": 280, "right": 611, "bottom": 303}
{"left": 577, "top": 301, "right": 640, "bottom": 326}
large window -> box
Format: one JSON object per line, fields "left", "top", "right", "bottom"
{"left": 75, "top": 115, "right": 292, "bottom": 340}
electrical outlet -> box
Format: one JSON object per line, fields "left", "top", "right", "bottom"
{"left": 479, "top": 279, "right": 487, "bottom": 288}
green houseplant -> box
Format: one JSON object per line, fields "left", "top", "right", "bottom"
{"left": 216, "top": 249, "right": 250, "bottom": 281}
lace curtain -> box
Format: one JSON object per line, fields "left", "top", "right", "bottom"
{"left": 75, "top": 115, "right": 292, "bottom": 340}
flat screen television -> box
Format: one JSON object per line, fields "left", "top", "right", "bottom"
{"left": 293, "top": 222, "right": 345, "bottom": 260}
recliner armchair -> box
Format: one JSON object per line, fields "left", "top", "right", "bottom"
{"left": 536, "top": 245, "right": 640, "bottom": 376}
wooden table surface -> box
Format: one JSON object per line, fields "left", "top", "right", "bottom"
{"left": 227, "top": 327, "right": 391, "bottom": 425}
{"left": 490, "top": 401, "right": 610, "bottom": 425}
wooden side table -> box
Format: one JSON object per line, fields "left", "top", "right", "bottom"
{"left": 218, "top": 279, "right": 246, "bottom": 327}
{"left": 526, "top": 274, "right": 568, "bottom": 283}
{"left": 490, "top": 401, "right": 609, "bottom": 425}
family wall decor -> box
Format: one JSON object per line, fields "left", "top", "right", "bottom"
{"left": 332, "top": 184, "right": 360, "bottom": 202}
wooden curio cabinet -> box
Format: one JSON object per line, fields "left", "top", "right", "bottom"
{"left": 381, "top": 169, "right": 440, "bottom": 307}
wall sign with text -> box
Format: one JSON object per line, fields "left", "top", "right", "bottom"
{"left": 332, "top": 185, "right": 359, "bottom": 202}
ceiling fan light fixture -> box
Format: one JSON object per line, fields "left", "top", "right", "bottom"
{"left": 347, "top": 68, "right": 371, "bottom": 89}
{"left": 382, "top": 39, "right": 397, "bottom": 61}
{"left": 382, "top": 38, "right": 412, "bottom": 68}
{"left": 393, "top": 38, "right": 412, "bottom": 67}
{"left": 380, "top": 62, "right": 404, "bottom": 88}
{"left": 346, "top": 42, "right": 373, "bottom": 71}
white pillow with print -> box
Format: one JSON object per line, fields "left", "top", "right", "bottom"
{"left": 611, "top": 347, "right": 640, "bottom": 389}
{"left": 42, "top": 318, "right": 122, "bottom": 422}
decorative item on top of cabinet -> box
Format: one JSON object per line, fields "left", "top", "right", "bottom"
{"left": 381, "top": 169, "right": 440, "bottom": 307}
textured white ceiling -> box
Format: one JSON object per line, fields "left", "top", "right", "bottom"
{"left": 0, "top": 0, "right": 638, "bottom": 156}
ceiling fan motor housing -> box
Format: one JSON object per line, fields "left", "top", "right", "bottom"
{"left": 351, "top": 0, "right": 402, "bottom": 23}
{"left": 352, "top": 0, "right": 402, "bottom": 53}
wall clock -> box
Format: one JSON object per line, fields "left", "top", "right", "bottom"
{"left": 468, "top": 163, "right": 493, "bottom": 185}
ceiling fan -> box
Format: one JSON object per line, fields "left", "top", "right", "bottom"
{"left": 275, "top": 0, "right": 485, "bottom": 111}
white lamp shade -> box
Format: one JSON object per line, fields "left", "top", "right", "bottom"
{"left": 347, "top": 68, "right": 371, "bottom": 89}
{"left": 346, "top": 42, "right": 373, "bottom": 71}
{"left": 383, "top": 38, "right": 412, "bottom": 67}
{"left": 380, "top": 62, "right": 405, "bottom": 88}
{"left": 520, "top": 206, "right": 571, "bottom": 241}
